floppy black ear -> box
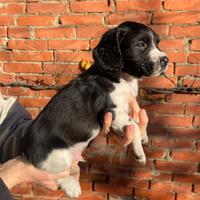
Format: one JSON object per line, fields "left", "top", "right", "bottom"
{"left": 92, "top": 28, "right": 124, "bottom": 81}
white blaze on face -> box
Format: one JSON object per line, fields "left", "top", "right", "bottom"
{"left": 148, "top": 33, "right": 168, "bottom": 75}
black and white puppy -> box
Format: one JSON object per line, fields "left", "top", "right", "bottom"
{"left": 20, "top": 21, "right": 168, "bottom": 198}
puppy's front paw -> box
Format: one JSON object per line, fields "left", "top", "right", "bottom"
{"left": 59, "top": 176, "right": 81, "bottom": 198}
{"left": 141, "top": 136, "right": 148, "bottom": 145}
{"left": 135, "top": 153, "right": 146, "bottom": 165}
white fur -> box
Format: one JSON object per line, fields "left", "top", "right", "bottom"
{"left": 110, "top": 77, "right": 146, "bottom": 164}
{"left": 40, "top": 129, "right": 99, "bottom": 198}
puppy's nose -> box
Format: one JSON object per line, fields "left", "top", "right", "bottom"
{"left": 160, "top": 56, "right": 169, "bottom": 67}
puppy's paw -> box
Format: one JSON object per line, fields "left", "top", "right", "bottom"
{"left": 60, "top": 176, "right": 81, "bottom": 198}
{"left": 141, "top": 136, "right": 148, "bottom": 145}
{"left": 135, "top": 153, "right": 146, "bottom": 165}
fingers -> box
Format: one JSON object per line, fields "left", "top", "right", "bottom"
{"left": 100, "top": 112, "right": 112, "bottom": 135}
{"left": 138, "top": 109, "right": 149, "bottom": 136}
{"left": 39, "top": 180, "right": 58, "bottom": 190}
{"left": 129, "top": 95, "right": 140, "bottom": 120}
{"left": 122, "top": 125, "right": 135, "bottom": 147}
{"left": 27, "top": 164, "right": 70, "bottom": 182}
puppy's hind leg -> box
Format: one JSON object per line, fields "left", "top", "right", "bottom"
{"left": 39, "top": 148, "right": 82, "bottom": 198}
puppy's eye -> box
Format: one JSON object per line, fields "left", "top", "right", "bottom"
{"left": 135, "top": 41, "right": 146, "bottom": 48}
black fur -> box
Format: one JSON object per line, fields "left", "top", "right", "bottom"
{"left": 20, "top": 21, "right": 167, "bottom": 166}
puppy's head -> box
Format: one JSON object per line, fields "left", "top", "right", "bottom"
{"left": 93, "top": 21, "right": 168, "bottom": 80}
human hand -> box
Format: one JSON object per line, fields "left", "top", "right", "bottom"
{"left": 100, "top": 96, "right": 148, "bottom": 147}
{"left": 0, "top": 158, "right": 70, "bottom": 190}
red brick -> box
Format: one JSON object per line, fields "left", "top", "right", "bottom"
{"left": 95, "top": 183, "right": 132, "bottom": 196}
{"left": 60, "top": 15, "right": 102, "bottom": 26}
{"left": 150, "top": 25, "right": 169, "bottom": 36}
{"left": 116, "top": 0, "right": 161, "bottom": 12}
{"left": 159, "top": 39, "right": 184, "bottom": 51}
{"left": 0, "top": 74, "right": 13, "bottom": 83}
{"left": 150, "top": 181, "right": 191, "bottom": 193}
{"left": 166, "top": 52, "right": 187, "bottom": 63}
{"left": 194, "top": 117, "right": 200, "bottom": 127}
{"left": 80, "top": 181, "right": 92, "bottom": 191}
{"left": 4, "top": 63, "right": 42, "bottom": 73}
{"left": 0, "top": 0, "right": 23, "bottom": 2}
{"left": 130, "top": 169, "right": 172, "bottom": 181}
{"left": 11, "top": 185, "right": 32, "bottom": 195}
{"left": 8, "top": 27, "right": 30, "bottom": 38}
{"left": 143, "top": 147, "right": 166, "bottom": 159}
{"left": 183, "top": 79, "right": 200, "bottom": 88}
{"left": 177, "top": 193, "right": 200, "bottom": 200}
{"left": 156, "top": 160, "right": 197, "bottom": 173}
{"left": 109, "top": 177, "right": 148, "bottom": 189}
{"left": 48, "top": 40, "right": 89, "bottom": 50}
{"left": 32, "top": 184, "right": 65, "bottom": 197}
{"left": 174, "top": 174, "right": 200, "bottom": 184}
{"left": 185, "top": 105, "right": 200, "bottom": 115}
{"left": 167, "top": 94, "right": 200, "bottom": 103}
{"left": 0, "top": 16, "right": 14, "bottom": 25}
{"left": 35, "top": 27, "right": 75, "bottom": 38}
{"left": 152, "top": 138, "right": 194, "bottom": 149}
{"left": 27, "top": 108, "right": 39, "bottom": 119}
{"left": 16, "top": 74, "right": 55, "bottom": 85}
{"left": 0, "top": 38, "right": 5, "bottom": 46}
{"left": 2, "top": 87, "right": 37, "bottom": 97}
{"left": 8, "top": 40, "right": 47, "bottom": 50}
{"left": 55, "top": 51, "right": 92, "bottom": 62}
{"left": 165, "top": 0, "right": 200, "bottom": 11}
{"left": 194, "top": 185, "right": 200, "bottom": 193}
{"left": 153, "top": 12, "right": 200, "bottom": 24}
{"left": 76, "top": 26, "right": 107, "bottom": 38}
{"left": 27, "top": 3, "right": 68, "bottom": 14}
{"left": 70, "top": 1, "right": 112, "bottom": 12}
{"left": 188, "top": 53, "right": 200, "bottom": 64}
{"left": 17, "top": 16, "right": 56, "bottom": 26}
{"left": 77, "top": 191, "right": 107, "bottom": 200}
{"left": 90, "top": 39, "right": 100, "bottom": 49}
{"left": 0, "top": 51, "right": 12, "bottom": 61}
{"left": 13, "top": 51, "right": 53, "bottom": 61}
{"left": 144, "top": 103, "right": 184, "bottom": 114}
{"left": 38, "top": 90, "right": 57, "bottom": 98}
{"left": 166, "top": 127, "right": 200, "bottom": 139}
{"left": 165, "top": 63, "right": 174, "bottom": 75}
{"left": 107, "top": 13, "right": 149, "bottom": 25}
{"left": 0, "top": 26, "right": 6, "bottom": 37}
{"left": 90, "top": 164, "right": 129, "bottom": 177}
{"left": 140, "top": 77, "right": 177, "bottom": 88}
{"left": 19, "top": 97, "right": 50, "bottom": 108}
{"left": 175, "top": 65, "right": 199, "bottom": 76}
{"left": 43, "top": 63, "right": 80, "bottom": 75}
{"left": 0, "top": 4, "right": 24, "bottom": 14}
{"left": 150, "top": 115, "right": 193, "bottom": 127}
{"left": 191, "top": 40, "right": 200, "bottom": 50}
{"left": 170, "top": 26, "right": 200, "bottom": 37}
{"left": 135, "top": 189, "right": 175, "bottom": 200}
{"left": 172, "top": 151, "right": 200, "bottom": 162}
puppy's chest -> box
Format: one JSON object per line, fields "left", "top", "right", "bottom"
{"left": 110, "top": 78, "right": 138, "bottom": 110}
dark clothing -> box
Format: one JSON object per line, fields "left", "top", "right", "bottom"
{"left": 0, "top": 178, "right": 13, "bottom": 200}
{"left": 0, "top": 101, "right": 33, "bottom": 199}
{"left": 0, "top": 101, "right": 32, "bottom": 163}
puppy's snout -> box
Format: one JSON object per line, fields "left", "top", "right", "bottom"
{"left": 160, "top": 56, "right": 169, "bottom": 68}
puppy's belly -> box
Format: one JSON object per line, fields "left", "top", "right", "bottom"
{"left": 39, "top": 129, "right": 100, "bottom": 173}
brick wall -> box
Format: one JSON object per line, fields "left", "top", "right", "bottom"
{"left": 0, "top": 0, "right": 200, "bottom": 199}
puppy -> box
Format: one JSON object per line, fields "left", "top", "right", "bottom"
{"left": 20, "top": 21, "right": 168, "bottom": 198}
